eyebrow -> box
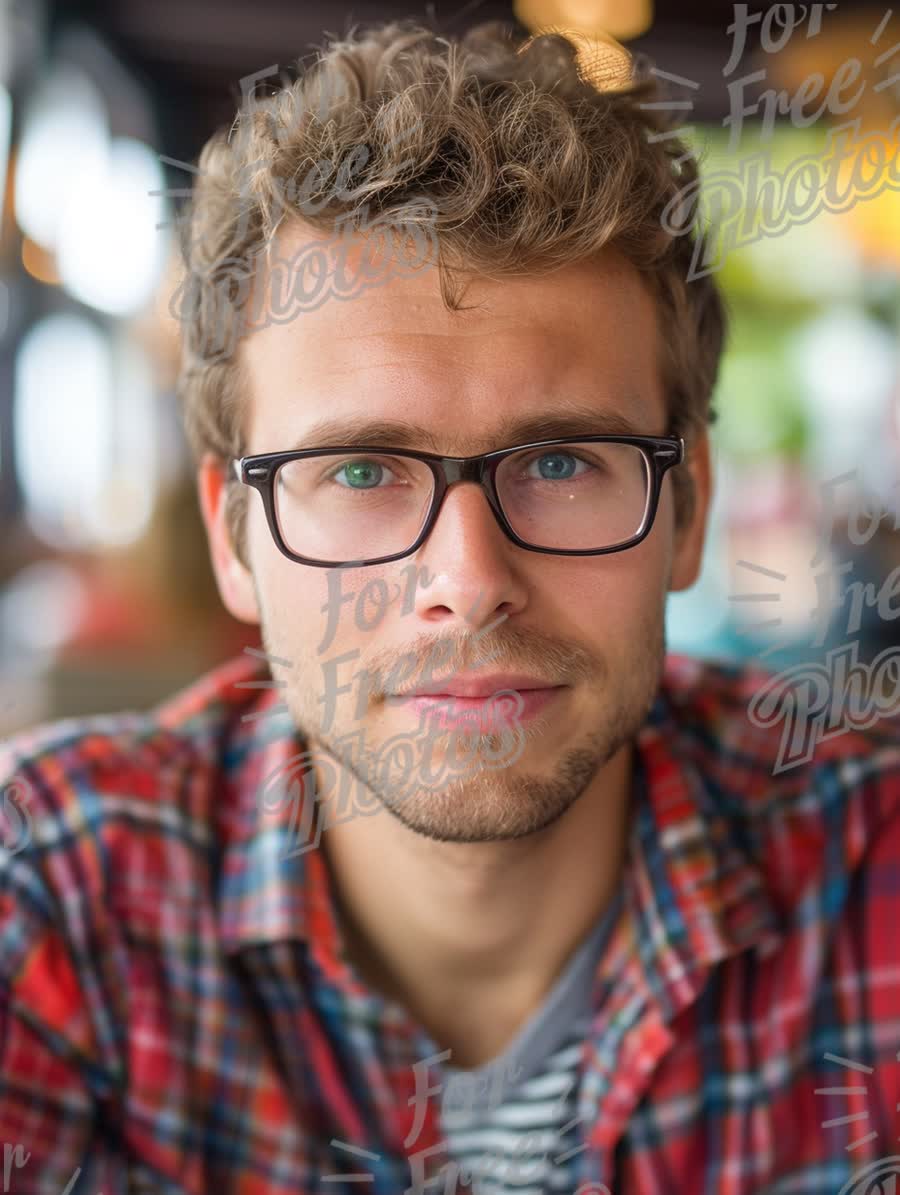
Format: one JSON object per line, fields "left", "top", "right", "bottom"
{"left": 287, "top": 404, "right": 664, "bottom": 455}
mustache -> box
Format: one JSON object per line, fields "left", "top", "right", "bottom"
{"left": 360, "top": 623, "right": 599, "bottom": 699}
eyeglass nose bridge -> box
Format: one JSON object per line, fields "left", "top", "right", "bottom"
{"left": 428, "top": 454, "right": 503, "bottom": 510}
{"left": 422, "top": 455, "right": 510, "bottom": 541}
{"left": 437, "top": 456, "right": 491, "bottom": 484}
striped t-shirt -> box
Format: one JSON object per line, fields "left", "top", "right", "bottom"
{"left": 431, "top": 888, "right": 624, "bottom": 1194}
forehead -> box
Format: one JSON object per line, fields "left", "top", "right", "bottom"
{"left": 239, "top": 219, "right": 667, "bottom": 455}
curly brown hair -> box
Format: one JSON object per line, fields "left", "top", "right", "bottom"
{"left": 173, "top": 18, "right": 727, "bottom": 566}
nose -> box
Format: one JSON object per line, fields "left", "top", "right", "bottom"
{"left": 409, "top": 480, "right": 529, "bottom": 630}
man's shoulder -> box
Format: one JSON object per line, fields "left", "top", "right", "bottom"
{"left": 658, "top": 651, "right": 900, "bottom": 907}
{"left": 0, "top": 653, "right": 270, "bottom": 1060}
{"left": 660, "top": 650, "right": 900, "bottom": 784}
{"left": 0, "top": 652, "right": 266, "bottom": 875}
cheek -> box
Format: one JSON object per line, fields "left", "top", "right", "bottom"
{"left": 247, "top": 515, "right": 330, "bottom": 658}
{"left": 546, "top": 555, "right": 667, "bottom": 667}
{"left": 254, "top": 553, "right": 401, "bottom": 668}
{"left": 559, "top": 540, "right": 669, "bottom": 619}
{"left": 261, "top": 574, "right": 326, "bottom": 666}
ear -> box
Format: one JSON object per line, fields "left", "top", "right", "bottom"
{"left": 669, "top": 429, "right": 713, "bottom": 593}
{"left": 196, "top": 454, "right": 261, "bottom": 624}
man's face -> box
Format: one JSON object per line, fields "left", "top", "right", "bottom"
{"left": 201, "top": 223, "right": 710, "bottom": 844}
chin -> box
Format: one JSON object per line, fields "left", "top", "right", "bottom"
{"left": 376, "top": 747, "right": 604, "bottom": 844}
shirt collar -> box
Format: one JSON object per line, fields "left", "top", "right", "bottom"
{"left": 206, "top": 651, "right": 360, "bottom": 985}
{"left": 213, "top": 650, "right": 784, "bottom": 1007}
{"left": 600, "top": 679, "right": 784, "bottom": 1026}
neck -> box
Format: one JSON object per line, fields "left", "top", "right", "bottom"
{"left": 316, "top": 741, "right": 634, "bottom": 1069}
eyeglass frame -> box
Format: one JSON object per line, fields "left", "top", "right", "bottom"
{"left": 231, "top": 434, "right": 686, "bottom": 568}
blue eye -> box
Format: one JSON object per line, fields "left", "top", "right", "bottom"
{"left": 527, "top": 452, "right": 587, "bottom": 481}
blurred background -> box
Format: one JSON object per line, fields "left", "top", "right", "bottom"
{"left": 1, "top": 0, "right": 899, "bottom": 733}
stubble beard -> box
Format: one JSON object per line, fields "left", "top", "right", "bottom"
{"left": 278, "top": 617, "right": 667, "bottom": 846}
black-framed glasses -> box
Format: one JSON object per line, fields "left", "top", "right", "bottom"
{"left": 231, "top": 435, "right": 685, "bottom": 568}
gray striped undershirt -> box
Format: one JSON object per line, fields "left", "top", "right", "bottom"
{"left": 425, "top": 888, "right": 623, "bottom": 1195}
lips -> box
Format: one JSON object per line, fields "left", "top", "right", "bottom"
{"left": 400, "top": 673, "right": 558, "bottom": 699}
{"left": 400, "top": 685, "right": 565, "bottom": 731}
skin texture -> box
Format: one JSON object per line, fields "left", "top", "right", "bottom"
{"left": 197, "top": 220, "right": 712, "bottom": 1067}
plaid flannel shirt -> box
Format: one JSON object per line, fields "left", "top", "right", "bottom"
{"left": 1, "top": 649, "right": 899, "bottom": 1195}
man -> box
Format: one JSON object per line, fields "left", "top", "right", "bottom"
{"left": 1, "top": 18, "right": 898, "bottom": 1195}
